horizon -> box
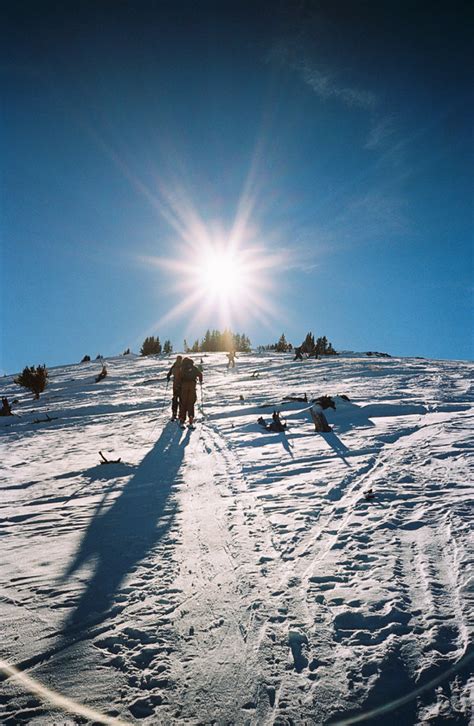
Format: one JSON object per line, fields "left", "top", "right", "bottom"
{"left": 3, "top": 338, "right": 472, "bottom": 378}
{"left": 2, "top": 1, "right": 473, "bottom": 373}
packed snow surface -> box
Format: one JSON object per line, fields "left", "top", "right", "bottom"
{"left": 1, "top": 352, "right": 473, "bottom": 725}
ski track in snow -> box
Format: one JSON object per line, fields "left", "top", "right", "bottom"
{"left": 1, "top": 352, "right": 473, "bottom": 725}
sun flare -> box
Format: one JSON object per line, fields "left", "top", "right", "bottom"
{"left": 140, "top": 186, "right": 287, "bottom": 334}
{"left": 195, "top": 248, "right": 247, "bottom": 299}
{"left": 148, "top": 230, "right": 284, "bottom": 333}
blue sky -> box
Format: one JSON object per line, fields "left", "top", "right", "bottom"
{"left": 2, "top": 0, "right": 473, "bottom": 373}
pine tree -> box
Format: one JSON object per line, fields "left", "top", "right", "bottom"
{"left": 163, "top": 340, "right": 173, "bottom": 355}
{"left": 314, "top": 335, "right": 337, "bottom": 355}
{"left": 233, "top": 333, "right": 242, "bottom": 351}
{"left": 240, "top": 334, "right": 251, "bottom": 352}
{"left": 201, "top": 329, "right": 212, "bottom": 352}
{"left": 140, "top": 336, "right": 162, "bottom": 356}
{"left": 211, "top": 330, "right": 219, "bottom": 351}
{"left": 276, "top": 333, "right": 289, "bottom": 352}
{"left": 302, "top": 332, "right": 315, "bottom": 354}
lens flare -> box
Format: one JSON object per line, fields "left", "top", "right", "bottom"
{"left": 142, "top": 219, "right": 286, "bottom": 336}
{"left": 194, "top": 248, "right": 246, "bottom": 298}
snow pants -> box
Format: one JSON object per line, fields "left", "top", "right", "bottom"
{"left": 179, "top": 381, "right": 197, "bottom": 423}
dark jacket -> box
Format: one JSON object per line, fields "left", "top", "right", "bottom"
{"left": 167, "top": 361, "right": 183, "bottom": 389}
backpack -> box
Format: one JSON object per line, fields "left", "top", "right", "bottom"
{"left": 181, "top": 360, "right": 196, "bottom": 382}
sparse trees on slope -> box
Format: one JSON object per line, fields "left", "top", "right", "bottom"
{"left": 140, "top": 336, "right": 162, "bottom": 356}
{"left": 299, "top": 332, "right": 337, "bottom": 356}
{"left": 315, "top": 336, "right": 337, "bottom": 355}
{"left": 188, "top": 329, "right": 251, "bottom": 353}
{"left": 237, "top": 334, "right": 251, "bottom": 353}
{"left": 302, "top": 332, "right": 315, "bottom": 354}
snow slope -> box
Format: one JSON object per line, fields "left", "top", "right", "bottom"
{"left": 1, "top": 352, "right": 473, "bottom": 725}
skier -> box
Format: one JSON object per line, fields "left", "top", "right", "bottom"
{"left": 166, "top": 355, "right": 183, "bottom": 420}
{"left": 293, "top": 347, "right": 303, "bottom": 361}
{"left": 227, "top": 350, "right": 236, "bottom": 369}
{"left": 178, "top": 357, "right": 203, "bottom": 428}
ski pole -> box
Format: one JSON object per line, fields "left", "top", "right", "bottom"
{"left": 199, "top": 380, "right": 204, "bottom": 416}
{"left": 160, "top": 378, "right": 170, "bottom": 415}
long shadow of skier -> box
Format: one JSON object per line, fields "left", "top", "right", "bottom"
{"left": 59, "top": 421, "right": 189, "bottom": 630}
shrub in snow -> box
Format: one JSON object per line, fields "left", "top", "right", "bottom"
{"left": 123, "top": 348, "right": 131, "bottom": 355}
{"left": 81, "top": 355, "right": 91, "bottom": 362}
{"left": 15, "top": 365, "right": 48, "bottom": 399}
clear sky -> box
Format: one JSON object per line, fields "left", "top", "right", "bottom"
{"left": 2, "top": 0, "right": 473, "bottom": 373}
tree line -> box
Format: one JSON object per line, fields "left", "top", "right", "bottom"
{"left": 140, "top": 336, "right": 173, "bottom": 356}
{"left": 184, "top": 329, "right": 251, "bottom": 354}
{"left": 258, "top": 332, "right": 337, "bottom": 356}
{"left": 299, "top": 332, "right": 337, "bottom": 356}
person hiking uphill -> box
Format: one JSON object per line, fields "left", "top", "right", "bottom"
{"left": 227, "top": 350, "right": 236, "bottom": 369}
{"left": 178, "top": 357, "right": 203, "bottom": 428}
{"left": 167, "top": 355, "right": 183, "bottom": 420}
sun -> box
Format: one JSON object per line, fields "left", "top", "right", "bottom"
{"left": 139, "top": 194, "right": 287, "bottom": 333}
{"left": 148, "top": 230, "right": 284, "bottom": 333}
{"left": 194, "top": 248, "right": 247, "bottom": 299}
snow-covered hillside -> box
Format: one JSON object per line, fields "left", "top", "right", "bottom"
{"left": 1, "top": 352, "right": 473, "bottom": 725}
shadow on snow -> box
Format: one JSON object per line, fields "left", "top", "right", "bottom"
{"left": 59, "top": 421, "right": 189, "bottom": 630}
